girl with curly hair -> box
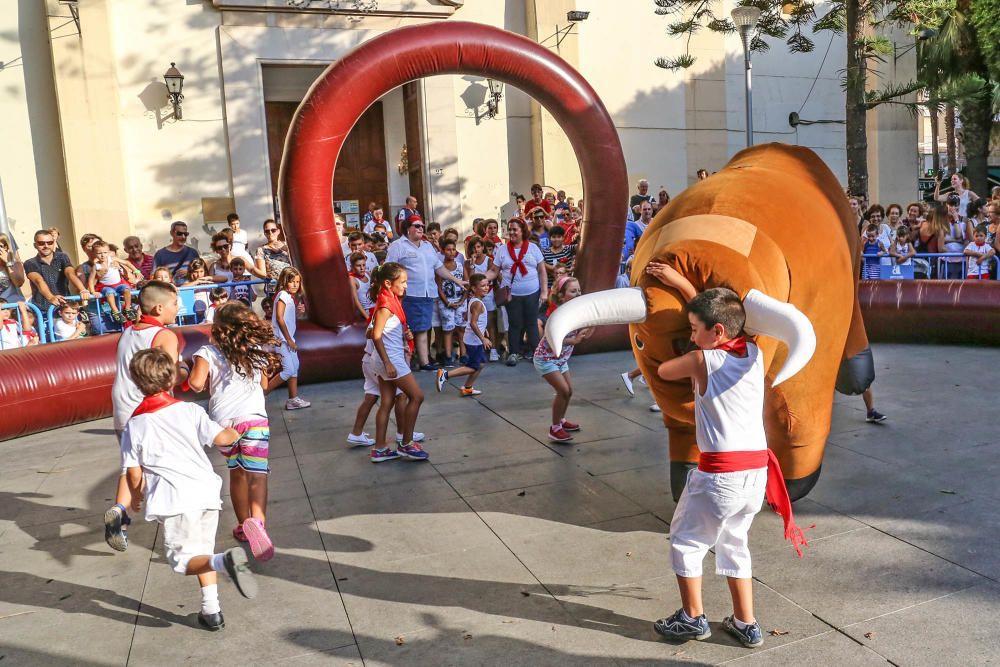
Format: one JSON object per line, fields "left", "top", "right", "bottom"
{"left": 188, "top": 301, "right": 281, "bottom": 561}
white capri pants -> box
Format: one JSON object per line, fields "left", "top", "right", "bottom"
{"left": 162, "top": 509, "right": 220, "bottom": 574}
{"left": 670, "top": 467, "right": 766, "bottom": 579}
{"left": 362, "top": 353, "right": 403, "bottom": 397}
{"left": 278, "top": 341, "right": 300, "bottom": 380}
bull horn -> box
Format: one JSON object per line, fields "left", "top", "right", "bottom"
{"left": 742, "top": 288, "right": 816, "bottom": 386}
{"left": 544, "top": 288, "right": 647, "bottom": 357}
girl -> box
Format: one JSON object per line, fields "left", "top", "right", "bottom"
{"left": 88, "top": 240, "right": 141, "bottom": 323}
{"left": 188, "top": 301, "right": 280, "bottom": 561}
{"left": 182, "top": 258, "right": 215, "bottom": 321}
{"left": 533, "top": 276, "right": 593, "bottom": 442}
{"left": 349, "top": 252, "right": 374, "bottom": 320}
{"left": 151, "top": 266, "right": 174, "bottom": 284}
{"left": 889, "top": 226, "right": 915, "bottom": 266}
{"left": 437, "top": 273, "right": 491, "bottom": 397}
{"left": 270, "top": 267, "right": 310, "bottom": 410}
{"left": 364, "top": 262, "right": 427, "bottom": 462}
{"left": 465, "top": 236, "right": 500, "bottom": 361}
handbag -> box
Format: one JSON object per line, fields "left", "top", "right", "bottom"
{"left": 494, "top": 284, "right": 511, "bottom": 307}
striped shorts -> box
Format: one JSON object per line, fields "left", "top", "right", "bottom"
{"left": 223, "top": 417, "right": 270, "bottom": 474}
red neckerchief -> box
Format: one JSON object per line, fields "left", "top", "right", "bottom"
{"left": 545, "top": 301, "right": 557, "bottom": 317}
{"left": 715, "top": 336, "right": 747, "bottom": 356}
{"left": 131, "top": 391, "right": 180, "bottom": 418}
{"left": 368, "top": 289, "right": 414, "bottom": 353}
{"left": 507, "top": 240, "right": 530, "bottom": 278}
{"left": 123, "top": 314, "right": 165, "bottom": 330}
{"left": 698, "top": 449, "right": 814, "bottom": 557}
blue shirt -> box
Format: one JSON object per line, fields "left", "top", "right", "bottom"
{"left": 622, "top": 221, "right": 647, "bottom": 260}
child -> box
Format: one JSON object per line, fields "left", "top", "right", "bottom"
{"left": 349, "top": 252, "right": 374, "bottom": 320}
{"left": 261, "top": 294, "right": 274, "bottom": 322}
{"left": 54, "top": 302, "right": 87, "bottom": 341}
{"left": 88, "top": 240, "right": 140, "bottom": 323}
{"left": 534, "top": 276, "right": 593, "bottom": 442}
{"left": 436, "top": 273, "right": 491, "bottom": 396}
{"left": 345, "top": 232, "right": 378, "bottom": 273}
{"left": 541, "top": 225, "right": 577, "bottom": 286}
{"left": 648, "top": 263, "right": 810, "bottom": 649}
{"left": 182, "top": 258, "right": 215, "bottom": 321}
{"left": 435, "top": 238, "right": 467, "bottom": 367}
{"left": 120, "top": 348, "right": 257, "bottom": 631}
{"left": 227, "top": 212, "right": 252, "bottom": 262}
{"left": 229, "top": 257, "right": 255, "bottom": 307}
{"left": 105, "top": 280, "right": 190, "bottom": 551}
{"left": 151, "top": 266, "right": 174, "bottom": 284}
{"left": 364, "top": 262, "right": 427, "bottom": 462}
{"left": 465, "top": 237, "right": 500, "bottom": 362}
{"left": 0, "top": 305, "right": 23, "bottom": 350}
{"left": 861, "top": 223, "right": 884, "bottom": 279}
{"left": 270, "top": 267, "right": 310, "bottom": 410}
{"left": 204, "top": 287, "right": 229, "bottom": 324}
{"left": 888, "top": 226, "right": 915, "bottom": 266}
{"left": 965, "top": 225, "right": 995, "bottom": 280}
{"left": 188, "top": 302, "right": 280, "bottom": 561}
{"left": 21, "top": 311, "right": 40, "bottom": 346}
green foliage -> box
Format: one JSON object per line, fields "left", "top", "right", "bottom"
{"left": 967, "top": 0, "right": 1000, "bottom": 82}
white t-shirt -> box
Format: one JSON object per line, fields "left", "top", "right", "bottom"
{"left": 205, "top": 303, "right": 218, "bottom": 324}
{"left": 231, "top": 228, "right": 252, "bottom": 261}
{"left": 385, "top": 237, "right": 442, "bottom": 298}
{"left": 272, "top": 290, "right": 297, "bottom": 342}
{"left": 494, "top": 242, "right": 545, "bottom": 296}
{"left": 0, "top": 320, "right": 22, "bottom": 350}
{"left": 120, "top": 402, "right": 226, "bottom": 521}
{"left": 53, "top": 318, "right": 80, "bottom": 341}
{"left": 96, "top": 260, "right": 124, "bottom": 286}
{"left": 693, "top": 343, "right": 768, "bottom": 454}
{"left": 111, "top": 325, "right": 165, "bottom": 431}
{"left": 965, "top": 241, "right": 991, "bottom": 276}
{"left": 193, "top": 344, "right": 265, "bottom": 423}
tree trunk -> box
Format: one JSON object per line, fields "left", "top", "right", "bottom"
{"left": 957, "top": 92, "right": 991, "bottom": 196}
{"left": 929, "top": 100, "right": 941, "bottom": 175}
{"left": 844, "top": 0, "right": 869, "bottom": 199}
{"left": 945, "top": 104, "right": 957, "bottom": 173}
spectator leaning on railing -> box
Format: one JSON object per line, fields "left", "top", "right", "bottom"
{"left": 153, "top": 221, "right": 200, "bottom": 286}
{"left": 23, "top": 229, "right": 91, "bottom": 312}
{"left": 0, "top": 233, "right": 28, "bottom": 322}
{"left": 123, "top": 236, "right": 155, "bottom": 280}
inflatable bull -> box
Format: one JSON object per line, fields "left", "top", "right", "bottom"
{"left": 548, "top": 144, "right": 872, "bottom": 501}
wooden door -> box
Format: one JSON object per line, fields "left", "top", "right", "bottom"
{"left": 403, "top": 81, "right": 426, "bottom": 218}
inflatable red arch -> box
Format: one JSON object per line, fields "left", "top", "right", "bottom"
{"left": 1, "top": 20, "right": 999, "bottom": 441}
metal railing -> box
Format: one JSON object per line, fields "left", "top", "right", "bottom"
{"left": 0, "top": 301, "right": 47, "bottom": 349}
{"left": 861, "top": 251, "right": 999, "bottom": 279}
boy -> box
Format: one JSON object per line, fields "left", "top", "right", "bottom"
{"left": 435, "top": 238, "right": 467, "bottom": 367}
{"left": 205, "top": 287, "right": 228, "bottom": 324}
{"left": 964, "top": 225, "right": 995, "bottom": 280}
{"left": 436, "top": 273, "right": 490, "bottom": 396}
{"left": 541, "top": 226, "right": 577, "bottom": 286}
{"left": 87, "top": 240, "right": 141, "bottom": 323}
{"left": 54, "top": 302, "right": 87, "bottom": 340}
{"left": 344, "top": 232, "right": 378, "bottom": 274}
{"left": 227, "top": 212, "right": 253, "bottom": 262}
{"left": 229, "top": 257, "right": 255, "bottom": 307}
{"left": 121, "top": 348, "right": 257, "bottom": 630}
{"left": 649, "top": 264, "right": 808, "bottom": 649}
{"left": 105, "top": 280, "right": 191, "bottom": 551}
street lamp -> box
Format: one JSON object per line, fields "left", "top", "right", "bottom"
{"left": 163, "top": 62, "right": 185, "bottom": 120}
{"left": 731, "top": 6, "right": 761, "bottom": 148}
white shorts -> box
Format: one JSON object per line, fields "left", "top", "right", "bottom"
{"left": 162, "top": 509, "right": 220, "bottom": 575}
{"left": 278, "top": 341, "right": 299, "bottom": 380}
{"left": 363, "top": 354, "right": 403, "bottom": 396}
{"left": 498, "top": 306, "right": 509, "bottom": 334}
{"left": 436, "top": 301, "right": 466, "bottom": 332}
{"left": 362, "top": 352, "right": 411, "bottom": 384}
{"left": 669, "top": 467, "right": 766, "bottom": 579}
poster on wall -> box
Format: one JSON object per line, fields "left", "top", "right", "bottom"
{"left": 334, "top": 200, "right": 361, "bottom": 228}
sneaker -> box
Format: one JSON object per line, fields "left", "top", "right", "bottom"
{"left": 621, "top": 372, "right": 635, "bottom": 396}
{"left": 125, "top": 306, "right": 139, "bottom": 320}
{"left": 346, "top": 432, "right": 376, "bottom": 447}
{"left": 506, "top": 353, "right": 519, "bottom": 367}
{"left": 197, "top": 611, "right": 225, "bottom": 631}
{"left": 396, "top": 431, "right": 425, "bottom": 443}
{"left": 223, "top": 547, "right": 257, "bottom": 599}
{"left": 548, "top": 424, "right": 574, "bottom": 442}
{"left": 285, "top": 396, "right": 311, "bottom": 410}
{"left": 649, "top": 403, "right": 661, "bottom": 413}
{"left": 419, "top": 363, "right": 439, "bottom": 372}
{"left": 397, "top": 442, "right": 429, "bottom": 461}
{"left": 560, "top": 418, "right": 580, "bottom": 432}
{"left": 653, "top": 609, "right": 712, "bottom": 642}
{"left": 78, "top": 310, "right": 90, "bottom": 324}
{"left": 723, "top": 615, "right": 764, "bottom": 648}
{"left": 866, "top": 409, "right": 888, "bottom": 423}
{"left": 460, "top": 387, "right": 482, "bottom": 397}
{"left": 436, "top": 368, "right": 448, "bottom": 392}
{"left": 444, "top": 355, "right": 457, "bottom": 368}
{"left": 638, "top": 375, "right": 647, "bottom": 386}
{"left": 232, "top": 524, "right": 248, "bottom": 543}
{"left": 489, "top": 348, "right": 500, "bottom": 362}
{"left": 242, "top": 518, "right": 274, "bottom": 562}
{"left": 104, "top": 504, "right": 129, "bottom": 552}
{"left": 110, "top": 311, "right": 125, "bottom": 324}
{"left": 370, "top": 447, "right": 400, "bottom": 463}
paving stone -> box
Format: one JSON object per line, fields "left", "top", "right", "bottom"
{"left": 433, "top": 448, "right": 582, "bottom": 497}
{"left": 720, "top": 630, "right": 889, "bottom": 666}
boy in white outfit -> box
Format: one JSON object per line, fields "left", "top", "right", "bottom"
{"left": 120, "top": 348, "right": 258, "bottom": 631}
{"left": 648, "top": 265, "right": 810, "bottom": 649}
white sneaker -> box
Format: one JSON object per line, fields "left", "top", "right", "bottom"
{"left": 346, "top": 432, "right": 375, "bottom": 447}
{"left": 638, "top": 375, "right": 647, "bottom": 386}
{"left": 285, "top": 396, "right": 311, "bottom": 410}
{"left": 649, "top": 403, "right": 661, "bottom": 413}
{"left": 621, "top": 372, "right": 635, "bottom": 397}
{"left": 396, "top": 431, "right": 425, "bottom": 443}
{"left": 489, "top": 348, "right": 500, "bottom": 362}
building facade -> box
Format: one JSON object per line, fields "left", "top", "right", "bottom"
{"left": 2, "top": 0, "right": 919, "bottom": 262}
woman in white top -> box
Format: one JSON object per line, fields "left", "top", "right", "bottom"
{"left": 934, "top": 173, "right": 979, "bottom": 220}
{"left": 207, "top": 231, "right": 235, "bottom": 292}
{"left": 489, "top": 219, "right": 548, "bottom": 366}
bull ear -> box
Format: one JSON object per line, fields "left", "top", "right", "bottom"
{"left": 544, "top": 288, "right": 647, "bottom": 356}
{"left": 742, "top": 289, "right": 816, "bottom": 386}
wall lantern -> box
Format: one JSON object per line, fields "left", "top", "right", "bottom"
{"left": 485, "top": 78, "right": 504, "bottom": 119}
{"left": 164, "top": 62, "right": 185, "bottom": 120}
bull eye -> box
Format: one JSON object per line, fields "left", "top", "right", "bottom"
{"left": 673, "top": 337, "right": 697, "bottom": 357}
{"left": 634, "top": 335, "right": 645, "bottom": 350}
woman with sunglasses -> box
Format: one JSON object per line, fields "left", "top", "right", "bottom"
{"left": 208, "top": 230, "right": 236, "bottom": 291}
{"left": 0, "top": 233, "right": 29, "bottom": 324}
{"left": 254, "top": 219, "right": 291, "bottom": 294}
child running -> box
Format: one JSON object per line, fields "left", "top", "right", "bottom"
{"left": 436, "top": 273, "right": 491, "bottom": 396}
{"left": 270, "top": 267, "right": 310, "bottom": 410}
{"left": 121, "top": 348, "right": 257, "bottom": 631}
{"left": 534, "top": 276, "right": 593, "bottom": 442}
{"left": 364, "top": 262, "right": 428, "bottom": 462}
{"left": 105, "top": 280, "right": 190, "bottom": 551}
{"left": 648, "top": 263, "right": 810, "bottom": 649}
{"left": 187, "top": 301, "right": 280, "bottom": 561}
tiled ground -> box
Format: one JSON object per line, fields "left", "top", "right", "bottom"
{"left": 1, "top": 345, "right": 998, "bottom": 665}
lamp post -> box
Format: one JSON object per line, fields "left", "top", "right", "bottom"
{"left": 731, "top": 6, "right": 761, "bottom": 148}
{"left": 163, "top": 63, "right": 185, "bottom": 120}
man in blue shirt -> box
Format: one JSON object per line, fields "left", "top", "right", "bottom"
{"left": 153, "top": 221, "right": 201, "bottom": 285}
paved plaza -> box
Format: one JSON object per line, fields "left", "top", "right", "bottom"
{"left": 1, "top": 345, "right": 998, "bottom": 666}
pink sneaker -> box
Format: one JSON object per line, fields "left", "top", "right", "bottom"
{"left": 548, "top": 425, "right": 574, "bottom": 442}
{"left": 232, "top": 524, "right": 248, "bottom": 543}
{"left": 560, "top": 418, "right": 580, "bottom": 432}
{"left": 242, "top": 518, "right": 274, "bottom": 561}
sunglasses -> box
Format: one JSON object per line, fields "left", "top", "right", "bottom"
{"left": 264, "top": 228, "right": 279, "bottom": 234}
{"left": 410, "top": 225, "right": 425, "bottom": 230}
{"left": 36, "top": 240, "right": 55, "bottom": 246}
{"left": 174, "top": 231, "right": 189, "bottom": 237}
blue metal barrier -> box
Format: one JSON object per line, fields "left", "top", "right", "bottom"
{"left": 861, "top": 252, "right": 999, "bottom": 279}
{"left": 0, "top": 301, "right": 47, "bottom": 348}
